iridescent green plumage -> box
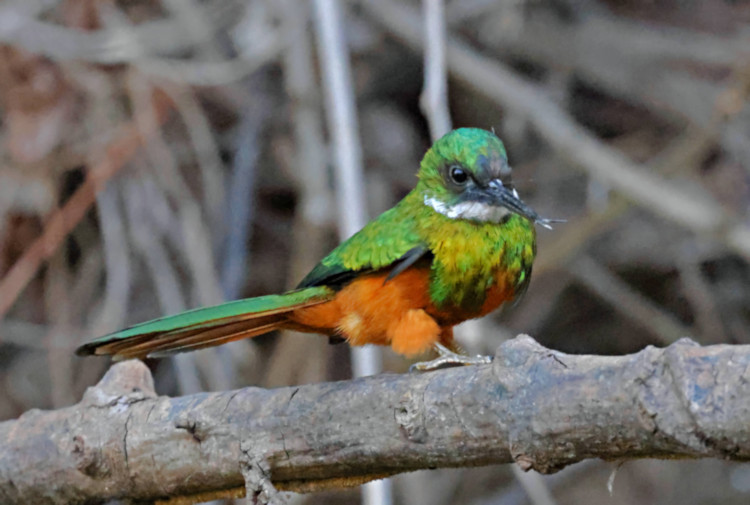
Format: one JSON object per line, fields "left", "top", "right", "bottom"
{"left": 76, "top": 287, "right": 333, "bottom": 358}
{"left": 77, "top": 128, "right": 549, "bottom": 360}
{"left": 299, "top": 127, "right": 535, "bottom": 314}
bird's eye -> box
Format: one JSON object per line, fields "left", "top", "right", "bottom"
{"left": 449, "top": 165, "right": 468, "bottom": 185}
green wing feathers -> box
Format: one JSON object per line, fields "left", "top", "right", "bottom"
{"left": 298, "top": 199, "right": 426, "bottom": 288}
{"left": 79, "top": 196, "right": 426, "bottom": 360}
{"left": 75, "top": 286, "right": 334, "bottom": 360}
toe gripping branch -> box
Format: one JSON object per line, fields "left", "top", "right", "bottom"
{"left": 410, "top": 342, "right": 493, "bottom": 372}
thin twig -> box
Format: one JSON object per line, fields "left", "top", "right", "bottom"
{"left": 312, "top": 1, "right": 390, "bottom": 503}
{"left": 122, "top": 176, "right": 202, "bottom": 395}
{"left": 43, "top": 250, "right": 75, "bottom": 408}
{"left": 159, "top": 81, "right": 226, "bottom": 243}
{"left": 90, "top": 183, "right": 131, "bottom": 338}
{"left": 420, "top": 0, "right": 452, "bottom": 140}
{"left": 533, "top": 120, "right": 722, "bottom": 277}
{"left": 0, "top": 89, "right": 172, "bottom": 321}
{"left": 312, "top": 0, "right": 384, "bottom": 378}
{"left": 675, "top": 243, "right": 730, "bottom": 345}
{"left": 220, "top": 93, "right": 268, "bottom": 301}
{"left": 568, "top": 255, "right": 692, "bottom": 345}
{"left": 474, "top": 6, "right": 750, "bottom": 161}
{"left": 0, "top": 1, "right": 267, "bottom": 74}
{"left": 265, "top": 0, "right": 335, "bottom": 388}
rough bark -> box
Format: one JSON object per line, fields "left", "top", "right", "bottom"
{"left": 1, "top": 336, "right": 749, "bottom": 504}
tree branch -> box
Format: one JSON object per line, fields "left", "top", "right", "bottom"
{"left": 1, "top": 336, "right": 749, "bottom": 504}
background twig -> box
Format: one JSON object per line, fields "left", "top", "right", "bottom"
{"left": 313, "top": 1, "right": 390, "bottom": 503}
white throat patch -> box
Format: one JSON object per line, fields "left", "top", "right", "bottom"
{"left": 424, "top": 195, "right": 512, "bottom": 223}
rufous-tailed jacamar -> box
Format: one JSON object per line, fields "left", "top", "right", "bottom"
{"left": 77, "top": 128, "right": 556, "bottom": 369}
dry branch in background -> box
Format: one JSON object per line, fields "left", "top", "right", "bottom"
{"left": 0, "top": 89, "right": 174, "bottom": 321}
{"left": 1, "top": 335, "right": 749, "bottom": 504}
{"left": 360, "top": 0, "right": 750, "bottom": 260}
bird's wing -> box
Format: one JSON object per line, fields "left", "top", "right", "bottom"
{"left": 297, "top": 205, "right": 431, "bottom": 289}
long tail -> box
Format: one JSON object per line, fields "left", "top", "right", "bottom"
{"left": 75, "top": 286, "right": 334, "bottom": 360}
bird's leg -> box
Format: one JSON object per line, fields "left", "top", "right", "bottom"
{"left": 410, "top": 342, "right": 492, "bottom": 372}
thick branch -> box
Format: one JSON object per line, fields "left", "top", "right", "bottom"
{"left": 2, "top": 336, "right": 750, "bottom": 504}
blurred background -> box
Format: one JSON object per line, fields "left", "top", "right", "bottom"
{"left": 0, "top": 0, "right": 749, "bottom": 504}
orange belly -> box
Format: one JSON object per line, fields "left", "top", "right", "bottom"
{"left": 290, "top": 269, "right": 448, "bottom": 357}
{"left": 289, "top": 267, "right": 519, "bottom": 357}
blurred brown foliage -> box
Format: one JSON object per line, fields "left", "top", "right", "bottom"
{"left": 0, "top": 0, "right": 748, "bottom": 504}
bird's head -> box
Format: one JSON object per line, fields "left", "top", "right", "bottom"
{"left": 416, "top": 128, "right": 557, "bottom": 229}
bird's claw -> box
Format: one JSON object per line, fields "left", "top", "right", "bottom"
{"left": 410, "top": 342, "right": 493, "bottom": 372}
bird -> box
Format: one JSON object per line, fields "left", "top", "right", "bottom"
{"left": 76, "top": 128, "right": 558, "bottom": 370}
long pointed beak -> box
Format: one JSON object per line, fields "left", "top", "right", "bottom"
{"left": 486, "top": 180, "right": 563, "bottom": 230}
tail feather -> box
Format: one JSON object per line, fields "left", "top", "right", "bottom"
{"left": 112, "top": 316, "right": 284, "bottom": 359}
{"left": 96, "top": 317, "right": 276, "bottom": 357}
{"left": 148, "top": 320, "right": 285, "bottom": 358}
{"left": 76, "top": 287, "right": 334, "bottom": 359}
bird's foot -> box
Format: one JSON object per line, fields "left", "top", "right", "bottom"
{"left": 410, "top": 342, "right": 492, "bottom": 372}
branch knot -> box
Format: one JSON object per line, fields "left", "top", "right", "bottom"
{"left": 81, "top": 360, "right": 157, "bottom": 408}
